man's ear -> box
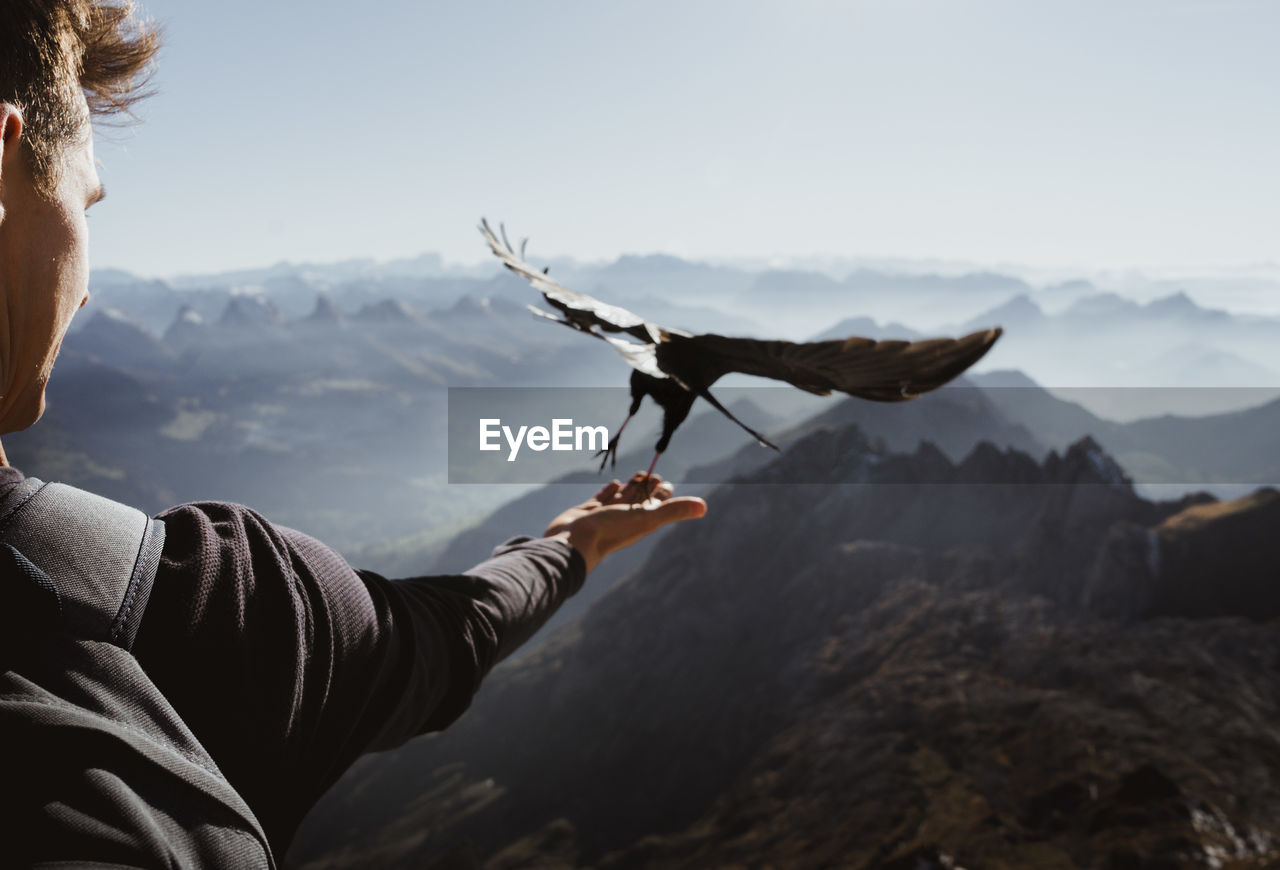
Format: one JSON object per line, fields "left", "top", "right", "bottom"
{"left": 0, "top": 104, "right": 25, "bottom": 171}
{"left": 0, "top": 103, "right": 23, "bottom": 147}
{"left": 0, "top": 103, "right": 24, "bottom": 165}
{"left": 0, "top": 104, "right": 24, "bottom": 220}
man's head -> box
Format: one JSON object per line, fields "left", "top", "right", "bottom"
{"left": 0, "top": 1, "right": 157, "bottom": 435}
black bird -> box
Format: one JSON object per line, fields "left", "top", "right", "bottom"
{"left": 480, "top": 219, "right": 1002, "bottom": 484}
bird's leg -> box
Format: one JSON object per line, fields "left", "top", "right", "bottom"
{"left": 595, "top": 413, "right": 633, "bottom": 472}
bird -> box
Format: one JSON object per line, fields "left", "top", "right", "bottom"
{"left": 479, "top": 218, "right": 1002, "bottom": 489}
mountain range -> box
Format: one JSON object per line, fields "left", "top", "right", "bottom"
{"left": 7, "top": 254, "right": 1280, "bottom": 867}
{"left": 17, "top": 266, "right": 1280, "bottom": 567}
{"left": 287, "top": 422, "right": 1280, "bottom": 869}
{"left": 80, "top": 255, "right": 1280, "bottom": 420}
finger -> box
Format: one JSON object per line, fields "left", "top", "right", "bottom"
{"left": 594, "top": 480, "right": 623, "bottom": 503}
{"left": 647, "top": 480, "right": 675, "bottom": 502}
{"left": 637, "top": 495, "right": 706, "bottom": 526}
{"left": 597, "top": 479, "right": 627, "bottom": 503}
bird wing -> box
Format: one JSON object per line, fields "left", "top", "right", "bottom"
{"left": 479, "top": 218, "right": 662, "bottom": 343}
{"left": 602, "top": 337, "right": 687, "bottom": 386}
{"left": 677, "top": 327, "right": 1003, "bottom": 400}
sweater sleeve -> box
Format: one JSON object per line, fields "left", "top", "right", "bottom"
{"left": 357, "top": 534, "right": 587, "bottom": 745}
{"left": 132, "top": 500, "right": 585, "bottom": 855}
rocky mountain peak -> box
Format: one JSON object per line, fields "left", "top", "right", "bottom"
{"left": 306, "top": 293, "right": 345, "bottom": 325}
{"left": 1044, "top": 436, "right": 1132, "bottom": 487}
{"left": 953, "top": 439, "right": 1043, "bottom": 483}
{"left": 434, "top": 294, "right": 526, "bottom": 319}
{"left": 83, "top": 306, "right": 148, "bottom": 334}
{"left": 1145, "top": 290, "right": 1200, "bottom": 316}
{"left": 352, "top": 298, "right": 422, "bottom": 324}
{"left": 67, "top": 307, "right": 173, "bottom": 370}
{"left": 218, "top": 294, "right": 282, "bottom": 329}
{"left": 162, "top": 304, "right": 207, "bottom": 348}
{"left": 445, "top": 295, "right": 492, "bottom": 316}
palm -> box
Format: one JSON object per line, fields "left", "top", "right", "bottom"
{"left": 544, "top": 474, "right": 706, "bottom": 573}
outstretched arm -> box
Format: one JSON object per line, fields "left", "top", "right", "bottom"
{"left": 132, "top": 476, "right": 704, "bottom": 854}
{"left": 381, "top": 473, "right": 706, "bottom": 733}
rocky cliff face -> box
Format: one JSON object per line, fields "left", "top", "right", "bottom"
{"left": 1086, "top": 487, "right": 1280, "bottom": 622}
{"left": 290, "top": 427, "right": 1280, "bottom": 870}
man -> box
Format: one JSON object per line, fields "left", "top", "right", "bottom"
{"left": 0, "top": 1, "right": 707, "bottom": 864}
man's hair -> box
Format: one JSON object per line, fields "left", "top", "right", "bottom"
{"left": 0, "top": 0, "right": 158, "bottom": 193}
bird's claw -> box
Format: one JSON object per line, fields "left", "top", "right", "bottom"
{"left": 595, "top": 436, "right": 621, "bottom": 472}
{"left": 627, "top": 471, "right": 656, "bottom": 505}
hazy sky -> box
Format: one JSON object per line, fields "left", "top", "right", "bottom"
{"left": 88, "top": 0, "right": 1279, "bottom": 278}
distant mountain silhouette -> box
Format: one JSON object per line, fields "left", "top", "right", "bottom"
{"left": 963, "top": 292, "right": 1045, "bottom": 331}
{"left": 72, "top": 308, "right": 174, "bottom": 372}
{"left": 352, "top": 298, "right": 425, "bottom": 325}
{"left": 1040, "top": 277, "right": 1099, "bottom": 308}
{"left": 739, "top": 268, "right": 843, "bottom": 304}
{"left": 21, "top": 283, "right": 618, "bottom": 556}
{"left": 1144, "top": 342, "right": 1277, "bottom": 388}
{"left": 971, "top": 369, "right": 1280, "bottom": 486}
{"left": 602, "top": 253, "right": 712, "bottom": 275}
{"left": 726, "top": 268, "right": 1029, "bottom": 336}
{"left": 84, "top": 258, "right": 1280, "bottom": 399}
{"left": 162, "top": 304, "right": 208, "bottom": 349}
{"left": 304, "top": 293, "right": 346, "bottom": 327}
{"left": 685, "top": 378, "right": 1040, "bottom": 488}
{"left": 592, "top": 254, "right": 747, "bottom": 305}
{"left": 432, "top": 293, "right": 525, "bottom": 319}
{"left": 219, "top": 294, "right": 283, "bottom": 329}
{"left": 807, "top": 315, "right": 922, "bottom": 342}
{"left": 79, "top": 274, "right": 184, "bottom": 335}
{"left": 957, "top": 291, "right": 1280, "bottom": 416}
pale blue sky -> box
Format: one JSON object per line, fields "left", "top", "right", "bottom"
{"left": 88, "top": 0, "right": 1279, "bottom": 278}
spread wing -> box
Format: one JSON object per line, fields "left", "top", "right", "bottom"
{"left": 677, "top": 327, "right": 1003, "bottom": 400}
{"left": 480, "top": 218, "right": 662, "bottom": 343}
{"left": 602, "top": 337, "right": 684, "bottom": 385}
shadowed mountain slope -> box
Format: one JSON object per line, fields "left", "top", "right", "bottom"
{"left": 289, "top": 426, "right": 1280, "bottom": 869}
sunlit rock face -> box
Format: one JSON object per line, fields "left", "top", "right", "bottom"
{"left": 1087, "top": 487, "right": 1280, "bottom": 622}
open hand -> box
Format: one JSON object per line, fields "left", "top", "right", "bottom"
{"left": 543, "top": 473, "right": 707, "bottom": 574}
